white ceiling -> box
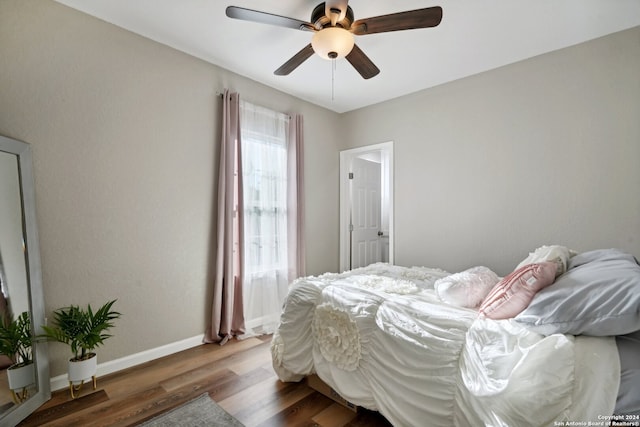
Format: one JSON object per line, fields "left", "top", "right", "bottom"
{"left": 55, "top": 0, "right": 640, "bottom": 113}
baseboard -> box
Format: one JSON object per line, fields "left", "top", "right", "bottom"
{"left": 49, "top": 334, "right": 205, "bottom": 391}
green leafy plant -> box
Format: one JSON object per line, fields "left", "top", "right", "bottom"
{"left": 0, "top": 311, "right": 33, "bottom": 367}
{"left": 40, "top": 300, "right": 121, "bottom": 361}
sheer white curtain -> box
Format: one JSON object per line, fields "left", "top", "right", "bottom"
{"left": 240, "top": 101, "right": 292, "bottom": 336}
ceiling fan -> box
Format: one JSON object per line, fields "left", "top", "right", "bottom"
{"left": 226, "top": 1, "right": 443, "bottom": 79}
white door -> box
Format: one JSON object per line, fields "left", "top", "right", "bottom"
{"left": 339, "top": 142, "right": 394, "bottom": 272}
{"left": 350, "top": 157, "right": 382, "bottom": 269}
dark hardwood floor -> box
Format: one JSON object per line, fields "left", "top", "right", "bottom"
{"left": 19, "top": 335, "right": 392, "bottom": 426}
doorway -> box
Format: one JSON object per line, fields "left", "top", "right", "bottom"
{"left": 339, "top": 142, "right": 394, "bottom": 271}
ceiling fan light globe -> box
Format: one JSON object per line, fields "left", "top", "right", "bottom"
{"left": 311, "top": 27, "right": 354, "bottom": 60}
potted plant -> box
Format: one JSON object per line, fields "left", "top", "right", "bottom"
{"left": 0, "top": 311, "right": 35, "bottom": 403}
{"left": 40, "top": 299, "right": 121, "bottom": 398}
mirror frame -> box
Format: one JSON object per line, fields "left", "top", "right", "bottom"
{"left": 0, "top": 135, "right": 50, "bottom": 425}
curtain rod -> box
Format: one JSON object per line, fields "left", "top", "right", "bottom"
{"left": 216, "top": 91, "right": 295, "bottom": 119}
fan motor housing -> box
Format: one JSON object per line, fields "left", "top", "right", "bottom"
{"left": 311, "top": 2, "right": 354, "bottom": 30}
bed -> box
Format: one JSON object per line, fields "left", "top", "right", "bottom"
{"left": 270, "top": 247, "right": 640, "bottom": 426}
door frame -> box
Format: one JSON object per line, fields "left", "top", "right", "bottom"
{"left": 339, "top": 141, "right": 394, "bottom": 271}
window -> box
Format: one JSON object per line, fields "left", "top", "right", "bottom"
{"left": 240, "top": 101, "right": 290, "bottom": 334}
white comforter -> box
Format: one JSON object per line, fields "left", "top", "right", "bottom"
{"left": 271, "top": 263, "right": 620, "bottom": 427}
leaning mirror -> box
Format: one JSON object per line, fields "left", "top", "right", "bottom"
{"left": 0, "top": 135, "right": 50, "bottom": 425}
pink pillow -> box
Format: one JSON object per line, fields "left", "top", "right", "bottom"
{"left": 479, "top": 262, "right": 557, "bottom": 320}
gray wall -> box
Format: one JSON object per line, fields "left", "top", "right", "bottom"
{"left": 342, "top": 26, "right": 640, "bottom": 276}
{"left": 0, "top": 0, "right": 341, "bottom": 376}
{"left": 1, "top": 0, "right": 639, "bottom": 377}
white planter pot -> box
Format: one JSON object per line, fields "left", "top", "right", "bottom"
{"left": 7, "top": 362, "right": 35, "bottom": 390}
{"left": 7, "top": 362, "right": 35, "bottom": 404}
{"left": 68, "top": 353, "right": 97, "bottom": 385}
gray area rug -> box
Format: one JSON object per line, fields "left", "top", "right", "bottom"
{"left": 139, "top": 393, "right": 244, "bottom": 426}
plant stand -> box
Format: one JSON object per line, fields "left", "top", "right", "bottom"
{"left": 69, "top": 376, "right": 97, "bottom": 399}
{"left": 67, "top": 353, "right": 98, "bottom": 399}
{"left": 11, "top": 387, "right": 30, "bottom": 404}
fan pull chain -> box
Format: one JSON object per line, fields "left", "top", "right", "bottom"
{"left": 331, "top": 58, "right": 336, "bottom": 101}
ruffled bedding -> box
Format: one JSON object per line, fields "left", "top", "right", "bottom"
{"left": 271, "top": 263, "right": 621, "bottom": 427}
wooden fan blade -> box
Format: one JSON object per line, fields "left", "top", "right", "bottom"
{"left": 351, "top": 6, "right": 443, "bottom": 35}
{"left": 226, "top": 6, "right": 314, "bottom": 31}
{"left": 274, "top": 44, "right": 315, "bottom": 76}
{"left": 345, "top": 44, "right": 380, "bottom": 79}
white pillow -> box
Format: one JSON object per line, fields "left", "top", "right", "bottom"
{"left": 516, "top": 245, "right": 576, "bottom": 277}
{"left": 515, "top": 249, "right": 640, "bottom": 336}
{"left": 435, "top": 266, "right": 500, "bottom": 308}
